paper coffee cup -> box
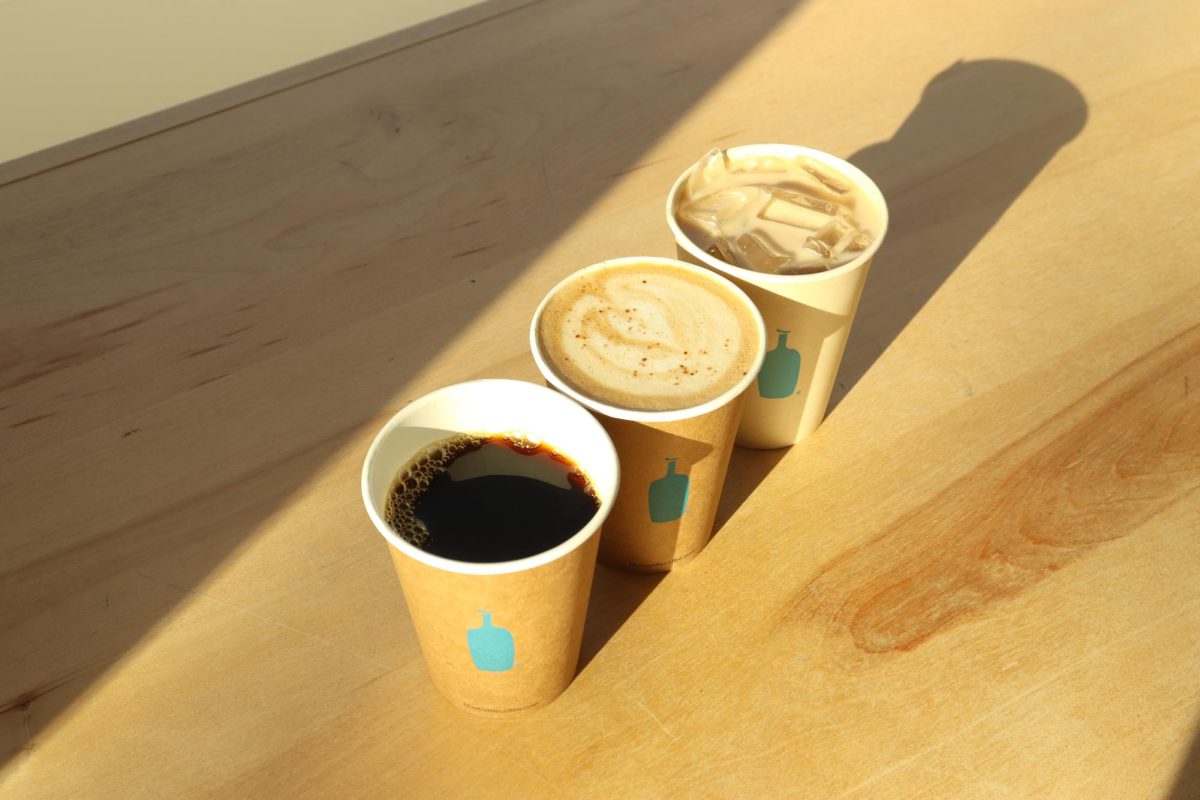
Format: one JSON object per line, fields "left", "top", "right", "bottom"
{"left": 361, "top": 379, "right": 619, "bottom": 715}
{"left": 666, "top": 144, "right": 889, "bottom": 449}
{"left": 530, "top": 257, "right": 766, "bottom": 572}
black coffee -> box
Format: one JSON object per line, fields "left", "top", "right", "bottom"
{"left": 384, "top": 433, "right": 601, "bottom": 562}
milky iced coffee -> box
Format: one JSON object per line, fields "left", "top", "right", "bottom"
{"left": 674, "top": 148, "right": 882, "bottom": 275}
{"left": 666, "top": 144, "right": 889, "bottom": 449}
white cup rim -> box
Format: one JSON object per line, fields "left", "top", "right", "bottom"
{"left": 360, "top": 379, "right": 619, "bottom": 576}
{"left": 529, "top": 256, "right": 767, "bottom": 422}
{"left": 665, "top": 143, "right": 890, "bottom": 285}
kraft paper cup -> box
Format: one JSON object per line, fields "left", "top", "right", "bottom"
{"left": 666, "top": 144, "right": 889, "bottom": 449}
{"left": 361, "top": 379, "right": 619, "bottom": 715}
{"left": 530, "top": 257, "right": 766, "bottom": 573}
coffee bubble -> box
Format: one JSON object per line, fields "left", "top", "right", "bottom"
{"left": 385, "top": 433, "right": 487, "bottom": 547}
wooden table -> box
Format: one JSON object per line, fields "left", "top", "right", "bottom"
{"left": 3, "top": 0, "right": 1197, "bottom": 797}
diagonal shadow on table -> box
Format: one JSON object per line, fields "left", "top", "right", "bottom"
{"left": 713, "top": 59, "right": 1088, "bottom": 534}
{"left": 833, "top": 58, "right": 1089, "bottom": 410}
{"left": 1167, "top": 717, "right": 1200, "bottom": 800}
{"left": 576, "top": 567, "right": 663, "bottom": 674}
{"left": 0, "top": 0, "right": 812, "bottom": 769}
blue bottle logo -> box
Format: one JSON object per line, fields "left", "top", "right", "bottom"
{"left": 648, "top": 458, "right": 690, "bottom": 523}
{"left": 467, "top": 611, "right": 515, "bottom": 672}
{"left": 758, "top": 329, "right": 801, "bottom": 399}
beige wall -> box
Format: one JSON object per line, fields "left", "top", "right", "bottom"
{"left": 0, "top": 0, "right": 515, "bottom": 179}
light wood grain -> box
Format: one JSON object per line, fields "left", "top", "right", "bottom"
{"left": 2, "top": 0, "right": 1198, "bottom": 797}
{"left": 0, "top": 0, "right": 539, "bottom": 184}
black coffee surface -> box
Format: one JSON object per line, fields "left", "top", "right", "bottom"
{"left": 384, "top": 434, "right": 600, "bottom": 562}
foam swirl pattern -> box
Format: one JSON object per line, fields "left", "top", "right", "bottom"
{"left": 537, "top": 262, "right": 758, "bottom": 411}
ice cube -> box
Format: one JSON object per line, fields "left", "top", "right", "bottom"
{"left": 759, "top": 187, "right": 840, "bottom": 230}
{"left": 686, "top": 148, "right": 732, "bottom": 198}
{"left": 678, "top": 186, "right": 772, "bottom": 237}
{"left": 706, "top": 238, "right": 738, "bottom": 265}
{"left": 798, "top": 157, "right": 852, "bottom": 195}
{"left": 777, "top": 261, "right": 830, "bottom": 275}
{"left": 678, "top": 206, "right": 721, "bottom": 239}
{"left": 771, "top": 187, "right": 843, "bottom": 216}
{"left": 803, "top": 236, "right": 833, "bottom": 258}
{"left": 810, "top": 217, "right": 858, "bottom": 255}
{"left": 844, "top": 232, "right": 872, "bottom": 252}
{"left": 729, "top": 154, "right": 795, "bottom": 174}
{"left": 729, "top": 232, "right": 791, "bottom": 273}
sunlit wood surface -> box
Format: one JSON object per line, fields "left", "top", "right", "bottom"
{"left": 2, "top": 0, "right": 1197, "bottom": 797}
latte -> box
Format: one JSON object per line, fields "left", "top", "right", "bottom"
{"left": 534, "top": 261, "right": 761, "bottom": 412}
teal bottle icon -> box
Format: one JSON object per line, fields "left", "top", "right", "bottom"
{"left": 467, "top": 611, "right": 515, "bottom": 672}
{"left": 758, "top": 329, "right": 801, "bottom": 398}
{"left": 648, "top": 458, "right": 689, "bottom": 523}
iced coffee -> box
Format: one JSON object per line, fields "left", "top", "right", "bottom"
{"left": 673, "top": 148, "right": 882, "bottom": 275}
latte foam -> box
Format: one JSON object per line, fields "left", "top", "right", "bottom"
{"left": 536, "top": 262, "right": 760, "bottom": 412}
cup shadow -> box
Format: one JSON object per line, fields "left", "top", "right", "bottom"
{"left": 710, "top": 60, "right": 1088, "bottom": 527}
{"left": 711, "top": 445, "right": 789, "bottom": 536}
{"left": 1167, "top": 716, "right": 1200, "bottom": 800}
{"left": 575, "top": 566, "right": 663, "bottom": 674}
{"left": 831, "top": 59, "right": 1089, "bottom": 409}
